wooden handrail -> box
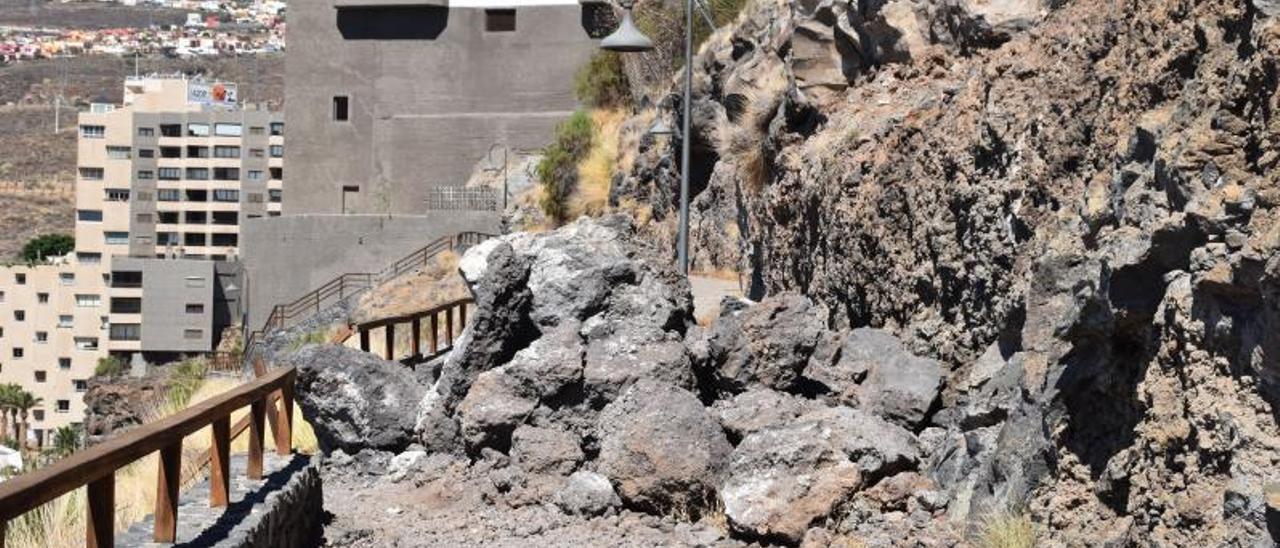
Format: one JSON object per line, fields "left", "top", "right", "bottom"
{"left": 0, "top": 365, "right": 295, "bottom": 547}
{"left": 356, "top": 298, "right": 472, "bottom": 363}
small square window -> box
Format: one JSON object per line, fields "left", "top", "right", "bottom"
{"left": 16, "top": 273, "right": 26, "bottom": 285}
{"left": 333, "top": 96, "right": 350, "bottom": 121}
{"left": 35, "top": 331, "right": 48, "bottom": 343}
{"left": 56, "top": 400, "right": 70, "bottom": 413}
{"left": 58, "top": 315, "right": 73, "bottom": 328}
{"left": 185, "top": 303, "right": 205, "bottom": 314}
{"left": 34, "top": 370, "right": 46, "bottom": 382}
{"left": 13, "top": 347, "right": 24, "bottom": 358}
{"left": 74, "top": 380, "right": 88, "bottom": 392}
{"left": 37, "top": 293, "right": 49, "bottom": 304}
{"left": 32, "top": 409, "right": 44, "bottom": 422}
{"left": 485, "top": 9, "right": 516, "bottom": 32}
{"left": 59, "top": 357, "right": 72, "bottom": 370}
{"left": 14, "top": 310, "right": 25, "bottom": 321}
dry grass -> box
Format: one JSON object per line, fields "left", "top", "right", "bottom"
{"left": 3, "top": 374, "right": 317, "bottom": 548}
{"left": 571, "top": 109, "right": 628, "bottom": 218}
{"left": 976, "top": 511, "right": 1036, "bottom": 548}
{"left": 714, "top": 63, "right": 788, "bottom": 193}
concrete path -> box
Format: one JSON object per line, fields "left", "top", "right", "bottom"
{"left": 690, "top": 275, "right": 744, "bottom": 324}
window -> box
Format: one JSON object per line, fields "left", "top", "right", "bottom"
{"left": 136, "top": 213, "right": 153, "bottom": 224}
{"left": 135, "top": 191, "right": 153, "bottom": 202}
{"left": 268, "top": 211, "right": 281, "bottom": 217}
{"left": 137, "top": 170, "right": 155, "bottom": 180}
{"left": 183, "top": 329, "right": 203, "bottom": 340}
{"left": 185, "top": 167, "right": 210, "bottom": 180}
{"left": 138, "top": 127, "right": 155, "bottom": 137}
{"left": 185, "top": 190, "right": 208, "bottom": 202}
{"left": 77, "top": 252, "right": 101, "bottom": 264}
{"left": 211, "top": 233, "right": 238, "bottom": 247}
{"left": 249, "top": 148, "right": 265, "bottom": 158}
{"left": 78, "top": 210, "right": 103, "bottom": 222}
{"left": 34, "top": 370, "right": 46, "bottom": 382}
{"left": 111, "top": 297, "right": 142, "bottom": 314}
{"left": 56, "top": 400, "right": 70, "bottom": 413}
{"left": 80, "top": 125, "right": 105, "bottom": 139}
{"left": 12, "top": 348, "right": 23, "bottom": 358}
{"left": 213, "top": 168, "right": 240, "bottom": 181}
{"left": 74, "top": 380, "right": 88, "bottom": 393}
{"left": 79, "top": 167, "right": 104, "bottom": 180}
{"left": 32, "top": 411, "right": 43, "bottom": 422}
{"left": 187, "top": 123, "right": 210, "bottom": 137}
{"left": 185, "top": 211, "right": 207, "bottom": 225}
{"left": 158, "top": 188, "right": 180, "bottom": 201}
{"left": 269, "top": 189, "right": 282, "bottom": 203}
{"left": 214, "top": 123, "right": 242, "bottom": 137}
{"left": 185, "top": 303, "right": 205, "bottom": 314}
{"left": 270, "top": 167, "right": 283, "bottom": 180}
{"left": 248, "top": 170, "right": 265, "bottom": 181}
{"left": 138, "top": 148, "right": 155, "bottom": 158}
{"left": 14, "top": 310, "right": 24, "bottom": 321}
{"left": 270, "top": 122, "right": 284, "bottom": 136}
{"left": 213, "top": 189, "right": 239, "bottom": 202}
{"left": 35, "top": 331, "right": 47, "bottom": 343}
{"left": 58, "top": 315, "right": 72, "bottom": 328}
{"left": 104, "top": 232, "right": 129, "bottom": 245}
{"left": 160, "top": 146, "right": 181, "bottom": 158}
{"left": 37, "top": 293, "right": 48, "bottom": 304}
{"left": 109, "top": 324, "right": 141, "bottom": 341}
{"left": 212, "top": 211, "right": 238, "bottom": 225}
{"left": 107, "top": 146, "right": 132, "bottom": 159}
{"left": 184, "top": 233, "right": 207, "bottom": 246}
{"left": 60, "top": 272, "right": 74, "bottom": 285}
{"left": 158, "top": 168, "right": 181, "bottom": 180}
{"left": 75, "top": 337, "right": 99, "bottom": 351}
{"left": 0, "top": 290, "right": 5, "bottom": 302}
{"left": 76, "top": 294, "right": 101, "bottom": 307}
{"left": 187, "top": 145, "right": 210, "bottom": 158}
{"left": 157, "top": 232, "right": 179, "bottom": 245}
{"left": 248, "top": 193, "right": 264, "bottom": 204}
{"left": 15, "top": 273, "right": 26, "bottom": 284}
{"left": 485, "top": 9, "right": 517, "bottom": 32}
{"left": 249, "top": 126, "right": 265, "bottom": 136}
{"left": 59, "top": 358, "right": 71, "bottom": 370}
{"left": 333, "top": 96, "right": 350, "bottom": 121}
{"left": 214, "top": 146, "right": 240, "bottom": 158}
{"left": 185, "top": 276, "right": 206, "bottom": 288}
{"left": 105, "top": 188, "right": 130, "bottom": 202}
{"left": 160, "top": 124, "right": 182, "bottom": 137}
{"left": 111, "top": 271, "right": 142, "bottom": 288}
{"left": 269, "top": 145, "right": 283, "bottom": 158}
{"left": 158, "top": 211, "right": 179, "bottom": 224}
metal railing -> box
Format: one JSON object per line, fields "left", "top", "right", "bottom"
{"left": 243, "top": 232, "right": 495, "bottom": 362}
{"left": 423, "top": 187, "right": 500, "bottom": 211}
{"left": 0, "top": 365, "right": 297, "bottom": 548}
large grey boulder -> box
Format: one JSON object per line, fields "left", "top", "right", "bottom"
{"left": 582, "top": 321, "right": 696, "bottom": 404}
{"left": 706, "top": 293, "right": 827, "bottom": 395}
{"left": 511, "top": 424, "right": 583, "bottom": 476}
{"left": 596, "top": 380, "right": 733, "bottom": 513}
{"left": 456, "top": 367, "right": 537, "bottom": 452}
{"left": 804, "top": 328, "right": 944, "bottom": 429}
{"left": 289, "top": 344, "right": 425, "bottom": 454}
{"left": 721, "top": 406, "right": 920, "bottom": 543}
{"left": 504, "top": 322, "right": 585, "bottom": 402}
{"left": 713, "top": 388, "right": 825, "bottom": 441}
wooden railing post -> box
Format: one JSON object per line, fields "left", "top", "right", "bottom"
{"left": 86, "top": 473, "right": 114, "bottom": 548}
{"left": 445, "top": 307, "right": 454, "bottom": 347}
{"left": 249, "top": 399, "right": 265, "bottom": 480}
{"left": 429, "top": 312, "right": 439, "bottom": 355}
{"left": 210, "top": 416, "right": 231, "bottom": 507}
{"left": 360, "top": 329, "right": 370, "bottom": 353}
{"left": 411, "top": 317, "right": 421, "bottom": 358}
{"left": 1, "top": 518, "right": 6, "bottom": 548}
{"left": 384, "top": 323, "right": 395, "bottom": 361}
{"left": 459, "top": 303, "right": 467, "bottom": 328}
{"left": 154, "top": 442, "right": 181, "bottom": 543}
{"left": 275, "top": 373, "right": 294, "bottom": 456}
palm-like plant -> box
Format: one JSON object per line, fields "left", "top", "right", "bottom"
{"left": 12, "top": 390, "right": 42, "bottom": 452}
{"left": 50, "top": 425, "right": 79, "bottom": 458}
{"left": 0, "top": 383, "right": 20, "bottom": 443}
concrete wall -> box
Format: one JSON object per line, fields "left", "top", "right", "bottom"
{"left": 284, "top": 1, "right": 609, "bottom": 214}
{"left": 241, "top": 213, "right": 499, "bottom": 329}
{"left": 111, "top": 257, "right": 216, "bottom": 353}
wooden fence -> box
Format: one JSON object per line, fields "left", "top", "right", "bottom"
{"left": 355, "top": 298, "right": 472, "bottom": 363}
{"left": 0, "top": 365, "right": 296, "bottom": 548}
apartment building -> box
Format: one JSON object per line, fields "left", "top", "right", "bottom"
{"left": 0, "top": 76, "right": 279, "bottom": 447}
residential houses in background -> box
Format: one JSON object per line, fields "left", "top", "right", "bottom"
{"left": 0, "top": 75, "right": 280, "bottom": 448}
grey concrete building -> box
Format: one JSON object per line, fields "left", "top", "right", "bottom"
{"left": 108, "top": 257, "right": 219, "bottom": 358}
{"left": 284, "top": 0, "right": 611, "bottom": 214}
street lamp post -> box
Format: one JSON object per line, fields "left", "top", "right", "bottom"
{"left": 602, "top": 1, "right": 693, "bottom": 276}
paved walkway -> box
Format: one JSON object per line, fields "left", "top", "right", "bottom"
{"left": 118, "top": 453, "right": 310, "bottom": 547}
{"left": 690, "top": 275, "right": 744, "bottom": 323}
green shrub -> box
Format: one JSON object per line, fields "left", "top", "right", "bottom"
{"left": 93, "top": 356, "right": 128, "bottom": 378}
{"left": 288, "top": 328, "right": 330, "bottom": 352}
{"left": 537, "top": 111, "right": 596, "bottom": 225}
{"left": 976, "top": 512, "right": 1035, "bottom": 548}
{"left": 19, "top": 234, "right": 74, "bottom": 263}
{"left": 166, "top": 357, "right": 208, "bottom": 409}
{"left": 574, "top": 51, "right": 630, "bottom": 108}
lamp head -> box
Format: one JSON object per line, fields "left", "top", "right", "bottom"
{"left": 600, "top": 10, "right": 654, "bottom": 53}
